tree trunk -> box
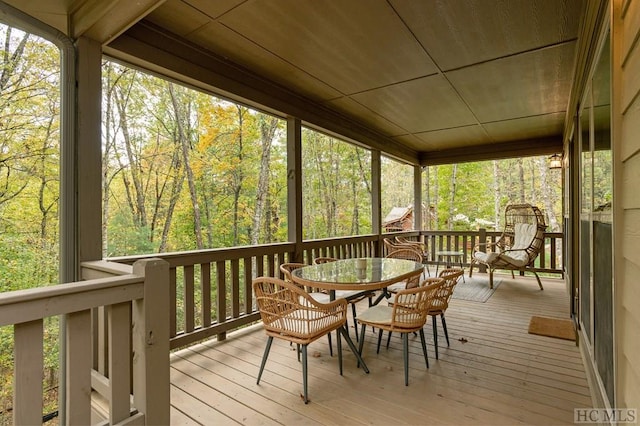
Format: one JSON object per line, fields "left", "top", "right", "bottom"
{"left": 433, "top": 166, "right": 439, "bottom": 228}
{"left": 493, "top": 160, "right": 501, "bottom": 230}
{"left": 447, "top": 164, "right": 457, "bottom": 230}
{"left": 115, "top": 81, "right": 147, "bottom": 228}
{"left": 158, "top": 149, "right": 185, "bottom": 252}
{"left": 351, "top": 177, "right": 359, "bottom": 235}
{"left": 517, "top": 157, "right": 526, "bottom": 203}
{"left": 313, "top": 135, "right": 337, "bottom": 235}
{"left": 230, "top": 106, "right": 247, "bottom": 245}
{"left": 251, "top": 116, "right": 278, "bottom": 245}
{"left": 530, "top": 159, "right": 538, "bottom": 206}
{"left": 169, "top": 83, "right": 203, "bottom": 249}
{"left": 536, "top": 157, "right": 560, "bottom": 231}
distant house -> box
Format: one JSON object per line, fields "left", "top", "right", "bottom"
{"left": 383, "top": 206, "right": 414, "bottom": 232}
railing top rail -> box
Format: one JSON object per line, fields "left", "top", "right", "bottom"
{"left": 109, "top": 241, "right": 296, "bottom": 265}
{"left": 0, "top": 274, "right": 144, "bottom": 326}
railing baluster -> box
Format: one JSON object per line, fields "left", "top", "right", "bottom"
{"left": 257, "top": 254, "right": 265, "bottom": 278}
{"left": 14, "top": 319, "right": 43, "bottom": 425}
{"left": 109, "top": 302, "right": 132, "bottom": 423}
{"left": 267, "top": 253, "right": 275, "bottom": 277}
{"left": 216, "top": 260, "right": 227, "bottom": 341}
{"left": 202, "top": 263, "right": 211, "bottom": 327}
{"left": 169, "top": 268, "right": 177, "bottom": 338}
{"left": 244, "top": 256, "right": 253, "bottom": 314}
{"left": 66, "top": 309, "right": 92, "bottom": 424}
{"left": 184, "top": 265, "right": 195, "bottom": 333}
{"left": 231, "top": 259, "right": 240, "bottom": 318}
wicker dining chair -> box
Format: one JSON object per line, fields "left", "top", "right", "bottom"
{"left": 395, "top": 236, "right": 429, "bottom": 262}
{"left": 313, "top": 257, "right": 338, "bottom": 264}
{"left": 383, "top": 248, "right": 424, "bottom": 295}
{"left": 253, "top": 277, "right": 348, "bottom": 404}
{"left": 312, "top": 256, "right": 374, "bottom": 341}
{"left": 429, "top": 268, "right": 465, "bottom": 359}
{"left": 356, "top": 278, "right": 445, "bottom": 386}
{"left": 280, "top": 262, "right": 334, "bottom": 355}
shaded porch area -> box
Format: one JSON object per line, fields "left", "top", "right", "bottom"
{"left": 169, "top": 275, "right": 590, "bottom": 425}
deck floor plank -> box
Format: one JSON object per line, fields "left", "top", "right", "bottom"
{"left": 170, "top": 276, "right": 591, "bottom": 425}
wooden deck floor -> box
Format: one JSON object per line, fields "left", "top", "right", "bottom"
{"left": 169, "top": 274, "right": 592, "bottom": 425}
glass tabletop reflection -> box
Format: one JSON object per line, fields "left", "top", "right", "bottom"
{"left": 291, "top": 257, "right": 424, "bottom": 290}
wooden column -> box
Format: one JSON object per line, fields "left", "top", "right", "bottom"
{"left": 287, "top": 117, "right": 303, "bottom": 262}
{"left": 132, "top": 258, "right": 170, "bottom": 425}
{"left": 76, "top": 36, "right": 103, "bottom": 264}
{"left": 414, "top": 165, "right": 423, "bottom": 230}
{"left": 372, "top": 150, "right": 382, "bottom": 255}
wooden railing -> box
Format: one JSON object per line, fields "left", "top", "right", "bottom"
{"left": 0, "top": 229, "right": 563, "bottom": 423}
{"left": 110, "top": 230, "right": 563, "bottom": 352}
{"left": 0, "top": 258, "right": 169, "bottom": 425}
{"left": 419, "top": 229, "right": 564, "bottom": 274}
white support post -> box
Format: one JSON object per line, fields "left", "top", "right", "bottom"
{"left": 132, "top": 258, "right": 170, "bottom": 425}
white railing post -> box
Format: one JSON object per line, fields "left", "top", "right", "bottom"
{"left": 131, "top": 258, "right": 170, "bottom": 425}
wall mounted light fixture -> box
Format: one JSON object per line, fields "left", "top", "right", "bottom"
{"left": 548, "top": 153, "right": 563, "bottom": 170}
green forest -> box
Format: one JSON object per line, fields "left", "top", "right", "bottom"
{"left": 0, "top": 24, "right": 564, "bottom": 420}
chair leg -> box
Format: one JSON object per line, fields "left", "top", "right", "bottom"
{"left": 419, "top": 328, "right": 429, "bottom": 368}
{"left": 257, "top": 336, "right": 273, "bottom": 384}
{"left": 376, "top": 328, "right": 383, "bottom": 354}
{"left": 351, "top": 303, "right": 359, "bottom": 341}
{"left": 328, "top": 332, "right": 333, "bottom": 357}
{"left": 357, "top": 323, "right": 367, "bottom": 364}
{"left": 489, "top": 271, "right": 494, "bottom": 289}
{"left": 386, "top": 331, "right": 392, "bottom": 349}
{"left": 432, "top": 316, "right": 439, "bottom": 360}
{"left": 302, "top": 344, "right": 309, "bottom": 404}
{"left": 337, "top": 327, "right": 343, "bottom": 376}
{"left": 441, "top": 314, "right": 449, "bottom": 347}
{"left": 403, "top": 333, "right": 410, "bottom": 386}
{"left": 296, "top": 343, "right": 300, "bottom": 362}
{"left": 533, "top": 271, "right": 544, "bottom": 290}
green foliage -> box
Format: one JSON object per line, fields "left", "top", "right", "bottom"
{"left": 301, "top": 129, "right": 372, "bottom": 238}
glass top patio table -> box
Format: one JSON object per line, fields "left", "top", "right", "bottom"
{"left": 291, "top": 257, "right": 424, "bottom": 293}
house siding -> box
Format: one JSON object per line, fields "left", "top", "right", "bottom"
{"left": 615, "top": 0, "right": 640, "bottom": 410}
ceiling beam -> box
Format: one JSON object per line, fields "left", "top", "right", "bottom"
{"left": 105, "top": 22, "right": 419, "bottom": 164}
{"left": 71, "top": 0, "right": 166, "bottom": 44}
{"left": 419, "top": 136, "right": 563, "bottom": 166}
